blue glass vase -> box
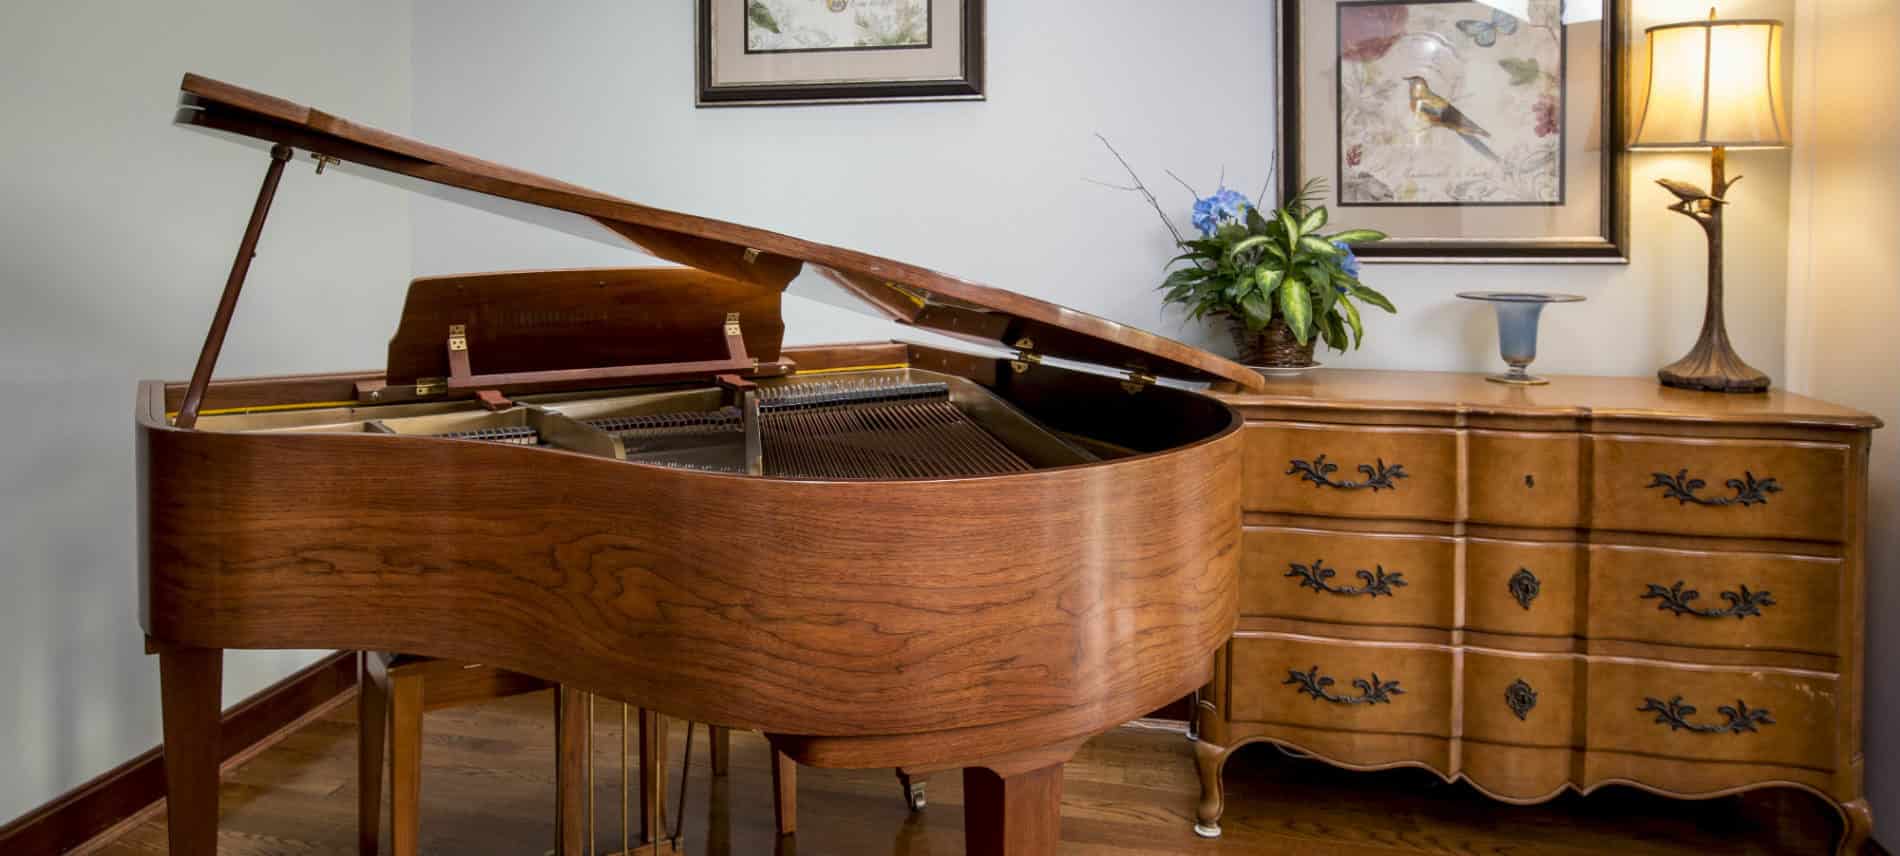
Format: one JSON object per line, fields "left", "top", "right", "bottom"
{"left": 1457, "top": 292, "right": 1585, "bottom": 385}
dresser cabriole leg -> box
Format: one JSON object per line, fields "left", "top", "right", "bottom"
{"left": 1192, "top": 738, "right": 1228, "bottom": 838}
{"left": 1839, "top": 798, "right": 1873, "bottom": 855}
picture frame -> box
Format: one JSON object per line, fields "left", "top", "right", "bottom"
{"left": 1276, "top": 0, "right": 1629, "bottom": 263}
{"left": 697, "top": 0, "right": 986, "bottom": 107}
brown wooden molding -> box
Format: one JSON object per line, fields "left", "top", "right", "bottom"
{"left": 0, "top": 651, "right": 357, "bottom": 855}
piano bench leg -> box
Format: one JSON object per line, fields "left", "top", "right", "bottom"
{"left": 710, "top": 725, "right": 730, "bottom": 777}
{"left": 962, "top": 762, "right": 1064, "bottom": 856}
{"left": 389, "top": 670, "right": 426, "bottom": 856}
{"left": 357, "top": 653, "right": 391, "bottom": 856}
{"left": 772, "top": 749, "right": 797, "bottom": 837}
{"left": 896, "top": 768, "right": 928, "bottom": 811}
{"left": 158, "top": 643, "right": 224, "bottom": 856}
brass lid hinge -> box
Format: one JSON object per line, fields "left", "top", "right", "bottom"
{"left": 1010, "top": 336, "right": 1040, "bottom": 374}
{"left": 415, "top": 378, "right": 446, "bottom": 396}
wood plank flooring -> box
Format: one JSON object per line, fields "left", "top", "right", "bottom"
{"left": 94, "top": 690, "right": 1849, "bottom": 854}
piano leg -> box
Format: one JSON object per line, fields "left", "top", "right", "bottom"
{"left": 962, "top": 764, "right": 1062, "bottom": 855}
{"left": 961, "top": 749, "right": 1072, "bottom": 856}
{"left": 157, "top": 643, "right": 223, "bottom": 856}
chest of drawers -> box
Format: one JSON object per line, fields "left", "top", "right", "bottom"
{"left": 1196, "top": 371, "right": 1880, "bottom": 853}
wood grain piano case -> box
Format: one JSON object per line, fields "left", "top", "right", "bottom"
{"left": 139, "top": 74, "right": 1261, "bottom": 855}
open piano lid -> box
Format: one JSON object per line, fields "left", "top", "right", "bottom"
{"left": 175, "top": 74, "right": 1265, "bottom": 391}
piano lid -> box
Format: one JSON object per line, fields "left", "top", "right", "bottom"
{"left": 174, "top": 74, "right": 1265, "bottom": 391}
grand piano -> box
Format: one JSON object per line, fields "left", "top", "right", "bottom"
{"left": 140, "top": 75, "right": 1262, "bottom": 854}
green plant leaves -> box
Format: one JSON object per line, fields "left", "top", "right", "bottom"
{"left": 1255, "top": 266, "right": 1284, "bottom": 297}
{"left": 1298, "top": 235, "right": 1341, "bottom": 256}
{"left": 1240, "top": 291, "right": 1273, "bottom": 327}
{"left": 1280, "top": 277, "right": 1313, "bottom": 345}
{"left": 1325, "top": 228, "right": 1387, "bottom": 244}
{"left": 1350, "top": 283, "right": 1397, "bottom": 313}
{"left": 1340, "top": 296, "right": 1364, "bottom": 348}
{"left": 1224, "top": 236, "right": 1272, "bottom": 263}
{"left": 1299, "top": 206, "right": 1328, "bottom": 236}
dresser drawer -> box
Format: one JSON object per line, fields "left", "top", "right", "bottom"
{"left": 1241, "top": 528, "right": 1455, "bottom": 627}
{"left": 1585, "top": 661, "right": 1838, "bottom": 771}
{"left": 1228, "top": 636, "right": 1452, "bottom": 736}
{"left": 1243, "top": 424, "right": 1459, "bottom": 521}
{"left": 1464, "top": 540, "right": 1583, "bottom": 638}
{"left": 1468, "top": 431, "right": 1584, "bottom": 529}
{"left": 1585, "top": 545, "right": 1841, "bottom": 656}
{"left": 1589, "top": 436, "right": 1850, "bottom": 541}
{"left": 1463, "top": 651, "right": 1581, "bottom": 749}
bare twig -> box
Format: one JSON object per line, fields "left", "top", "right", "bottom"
{"left": 1165, "top": 170, "right": 1201, "bottom": 199}
{"left": 1256, "top": 156, "right": 1279, "bottom": 209}
{"left": 1094, "top": 134, "right": 1188, "bottom": 248}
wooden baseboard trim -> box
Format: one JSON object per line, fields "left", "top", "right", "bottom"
{"left": 0, "top": 650, "right": 359, "bottom": 855}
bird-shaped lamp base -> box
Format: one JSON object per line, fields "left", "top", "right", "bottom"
{"left": 1656, "top": 146, "right": 1771, "bottom": 393}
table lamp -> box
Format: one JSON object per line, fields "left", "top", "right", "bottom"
{"left": 1629, "top": 8, "right": 1788, "bottom": 392}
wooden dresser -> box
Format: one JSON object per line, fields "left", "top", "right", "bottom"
{"left": 1196, "top": 371, "right": 1880, "bottom": 853}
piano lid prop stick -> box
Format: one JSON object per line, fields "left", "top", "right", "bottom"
{"left": 174, "top": 143, "right": 293, "bottom": 429}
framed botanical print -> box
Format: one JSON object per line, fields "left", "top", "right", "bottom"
{"left": 698, "top": 0, "right": 985, "bottom": 106}
{"left": 1277, "top": 0, "right": 1628, "bottom": 262}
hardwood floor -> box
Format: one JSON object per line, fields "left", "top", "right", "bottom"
{"left": 94, "top": 690, "right": 1849, "bottom": 854}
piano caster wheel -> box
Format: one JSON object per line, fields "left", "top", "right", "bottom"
{"left": 1193, "top": 821, "right": 1222, "bottom": 839}
{"left": 905, "top": 780, "right": 927, "bottom": 811}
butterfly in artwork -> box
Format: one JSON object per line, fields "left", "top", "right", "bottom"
{"left": 1456, "top": 9, "right": 1520, "bottom": 48}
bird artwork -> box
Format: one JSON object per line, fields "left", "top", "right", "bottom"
{"left": 1403, "top": 76, "right": 1500, "bottom": 162}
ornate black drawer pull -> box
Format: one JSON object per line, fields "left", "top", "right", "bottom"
{"left": 1648, "top": 469, "right": 1782, "bottom": 507}
{"left": 1505, "top": 679, "right": 1538, "bottom": 721}
{"left": 1508, "top": 568, "right": 1540, "bottom": 610}
{"left": 1643, "top": 580, "right": 1775, "bottom": 619}
{"left": 1288, "top": 454, "right": 1408, "bottom": 491}
{"left": 1284, "top": 666, "right": 1404, "bottom": 705}
{"left": 1286, "top": 559, "right": 1407, "bottom": 597}
{"left": 1639, "top": 695, "right": 1774, "bottom": 734}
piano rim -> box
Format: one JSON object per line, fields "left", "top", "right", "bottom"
{"left": 136, "top": 349, "right": 1247, "bottom": 485}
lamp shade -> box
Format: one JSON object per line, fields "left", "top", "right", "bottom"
{"left": 1630, "top": 16, "right": 1788, "bottom": 150}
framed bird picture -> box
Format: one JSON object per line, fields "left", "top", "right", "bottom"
{"left": 698, "top": 0, "right": 985, "bottom": 106}
{"left": 1276, "top": 0, "right": 1628, "bottom": 262}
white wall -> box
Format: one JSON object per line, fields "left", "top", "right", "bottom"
{"left": 411, "top": 0, "right": 1793, "bottom": 382}
{"left": 409, "top": 0, "right": 1274, "bottom": 350}
{"left": 1785, "top": 0, "right": 1900, "bottom": 845}
{"left": 0, "top": 0, "right": 412, "bottom": 822}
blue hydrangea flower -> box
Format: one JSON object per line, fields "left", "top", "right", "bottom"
{"left": 1334, "top": 240, "right": 1362, "bottom": 280}
{"left": 1192, "top": 187, "right": 1253, "bottom": 237}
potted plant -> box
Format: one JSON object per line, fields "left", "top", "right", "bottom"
{"left": 1101, "top": 140, "right": 1396, "bottom": 369}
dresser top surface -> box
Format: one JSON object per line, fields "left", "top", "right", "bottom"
{"left": 1213, "top": 370, "right": 1880, "bottom": 429}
